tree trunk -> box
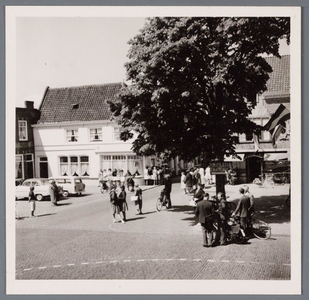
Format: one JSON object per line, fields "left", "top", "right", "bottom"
{"left": 215, "top": 174, "right": 226, "bottom": 197}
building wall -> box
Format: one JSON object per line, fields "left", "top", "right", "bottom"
{"left": 15, "top": 101, "right": 40, "bottom": 181}
{"left": 33, "top": 121, "right": 142, "bottom": 185}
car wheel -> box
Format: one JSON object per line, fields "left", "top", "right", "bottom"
{"left": 62, "top": 191, "right": 69, "bottom": 197}
{"left": 36, "top": 194, "right": 44, "bottom": 201}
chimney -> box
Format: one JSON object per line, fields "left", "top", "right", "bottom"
{"left": 25, "top": 101, "right": 34, "bottom": 109}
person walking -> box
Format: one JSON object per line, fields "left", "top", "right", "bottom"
{"left": 118, "top": 185, "right": 128, "bottom": 222}
{"left": 232, "top": 187, "right": 252, "bottom": 235}
{"left": 110, "top": 186, "right": 125, "bottom": 224}
{"left": 180, "top": 171, "right": 186, "bottom": 194}
{"left": 28, "top": 186, "right": 36, "bottom": 217}
{"left": 185, "top": 169, "right": 194, "bottom": 194}
{"left": 193, "top": 183, "right": 205, "bottom": 204}
{"left": 195, "top": 193, "right": 215, "bottom": 247}
{"left": 216, "top": 192, "right": 229, "bottom": 245}
{"left": 98, "top": 169, "right": 103, "bottom": 187}
{"left": 49, "top": 179, "right": 59, "bottom": 206}
{"left": 134, "top": 184, "right": 143, "bottom": 215}
{"left": 205, "top": 165, "right": 212, "bottom": 185}
{"left": 164, "top": 175, "right": 172, "bottom": 208}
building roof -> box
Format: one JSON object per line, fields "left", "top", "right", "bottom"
{"left": 264, "top": 55, "right": 290, "bottom": 94}
{"left": 38, "top": 82, "right": 123, "bottom": 124}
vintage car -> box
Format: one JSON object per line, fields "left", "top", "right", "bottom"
{"left": 15, "top": 178, "right": 61, "bottom": 201}
{"left": 49, "top": 176, "right": 85, "bottom": 197}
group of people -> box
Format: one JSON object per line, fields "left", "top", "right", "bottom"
{"left": 109, "top": 183, "right": 144, "bottom": 222}
{"left": 98, "top": 169, "right": 140, "bottom": 192}
{"left": 109, "top": 174, "right": 173, "bottom": 222}
{"left": 180, "top": 166, "right": 213, "bottom": 195}
{"left": 27, "top": 179, "right": 60, "bottom": 218}
{"left": 195, "top": 184, "right": 255, "bottom": 247}
{"left": 144, "top": 165, "right": 173, "bottom": 185}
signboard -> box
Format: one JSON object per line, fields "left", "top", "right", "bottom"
{"left": 209, "top": 162, "right": 231, "bottom": 174}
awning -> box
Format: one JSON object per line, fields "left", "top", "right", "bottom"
{"left": 264, "top": 153, "right": 289, "bottom": 161}
{"left": 224, "top": 154, "right": 244, "bottom": 161}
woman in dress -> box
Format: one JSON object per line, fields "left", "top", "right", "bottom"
{"left": 110, "top": 186, "right": 125, "bottom": 224}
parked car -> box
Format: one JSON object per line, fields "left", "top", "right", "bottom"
{"left": 49, "top": 176, "right": 85, "bottom": 197}
{"left": 15, "top": 178, "right": 51, "bottom": 201}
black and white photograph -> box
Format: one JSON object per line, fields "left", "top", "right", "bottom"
{"left": 6, "top": 5, "right": 301, "bottom": 295}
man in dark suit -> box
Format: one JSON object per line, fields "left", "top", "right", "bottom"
{"left": 232, "top": 187, "right": 252, "bottom": 234}
{"left": 195, "top": 193, "right": 215, "bottom": 247}
{"left": 164, "top": 175, "right": 172, "bottom": 208}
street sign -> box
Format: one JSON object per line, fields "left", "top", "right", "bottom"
{"left": 209, "top": 162, "right": 231, "bottom": 174}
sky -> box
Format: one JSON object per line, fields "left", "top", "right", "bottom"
{"left": 15, "top": 17, "right": 290, "bottom": 109}
{"left": 16, "top": 17, "right": 147, "bottom": 108}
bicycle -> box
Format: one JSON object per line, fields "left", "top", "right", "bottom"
{"left": 156, "top": 189, "right": 170, "bottom": 211}
{"left": 250, "top": 218, "right": 271, "bottom": 239}
{"left": 253, "top": 174, "right": 274, "bottom": 188}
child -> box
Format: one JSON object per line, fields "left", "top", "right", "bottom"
{"left": 28, "top": 186, "right": 36, "bottom": 218}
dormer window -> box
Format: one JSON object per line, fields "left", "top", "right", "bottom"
{"left": 72, "top": 103, "right": 79, "bottom": 109}
{"left": 66, "top": 129, "right": 78, "bottom": 142}
{"left": 90, "top": 128, "right": 102, "bottom": 142}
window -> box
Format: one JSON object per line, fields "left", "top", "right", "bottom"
{"left": 60, "top": 157, "right": 69, "bottom": 176}
{"left": 71, "top": 156, "right": 79, "bottom": 176}
{"left": 59, "top": 156, "right": 89, "bottom": 176}
{"left": 114, "top": 127, "right": 121, "bottom": 141}
{"left": 66, "top": 130, "right": 78, "bottom": 142}
{"left": 15, "top": 155, "right": 23, "bottom": 179}
{"left": 81, "top": 156, "right": 89, "bottom": 176}
{"left": 18, "top": 120, "right": 27, "bottom": 141}
{"left": 100, "top": 154, "right": 142, "bottom": 175}
{"left": 90, "top": 128, "right": 102, "bottom": 142}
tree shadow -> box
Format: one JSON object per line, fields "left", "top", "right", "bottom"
{"left": 231, "top": 195, "right": 290, "bottom": 224}
{"left": 171, "top": 205, "right": 197, "bottom": 226}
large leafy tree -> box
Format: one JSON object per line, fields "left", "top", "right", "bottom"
{"left": 110, "top": 17, "right": 290, "bottom": 162}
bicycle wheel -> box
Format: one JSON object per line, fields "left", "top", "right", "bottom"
{"left": 156, "top": 198, "right": 163, "bottom": 211}
{"left": 252, "top": 220, "right": 271, "bottom": 239}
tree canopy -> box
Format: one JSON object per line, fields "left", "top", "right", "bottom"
{"left": 110, "top": 17, "right": 290, "bottom": 162}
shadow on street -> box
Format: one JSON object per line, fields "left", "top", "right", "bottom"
{"left": 231, "top": 195, "right": 290, "bottom": 224}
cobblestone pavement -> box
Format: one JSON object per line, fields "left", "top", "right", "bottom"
{"left": 15, "top": 181, "right": 290, "bottom": 280}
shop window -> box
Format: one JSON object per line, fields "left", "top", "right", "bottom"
{"left": 18, "top": 120, "right": 27, "bottom": 141}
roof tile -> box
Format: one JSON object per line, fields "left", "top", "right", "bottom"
{"left": 38, "top": 82, "right": 123, "bottom": 124}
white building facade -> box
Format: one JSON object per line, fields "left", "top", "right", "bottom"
{"left": 32, "top": 83, "right": 162, "bottom": 186}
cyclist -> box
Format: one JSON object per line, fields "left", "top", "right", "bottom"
{"left": 164, "top": 175, "right": 172, "bottom": 208}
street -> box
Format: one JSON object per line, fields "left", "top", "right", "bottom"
{"left": 15, "top": 181, "right": 290, "bottom": 280}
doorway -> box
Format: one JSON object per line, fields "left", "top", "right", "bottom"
{"left": 39, "top": 157, "right": 48, "bottom": 178}
{"left": 246, "top": 156, "right": 262, "bottom": 182}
